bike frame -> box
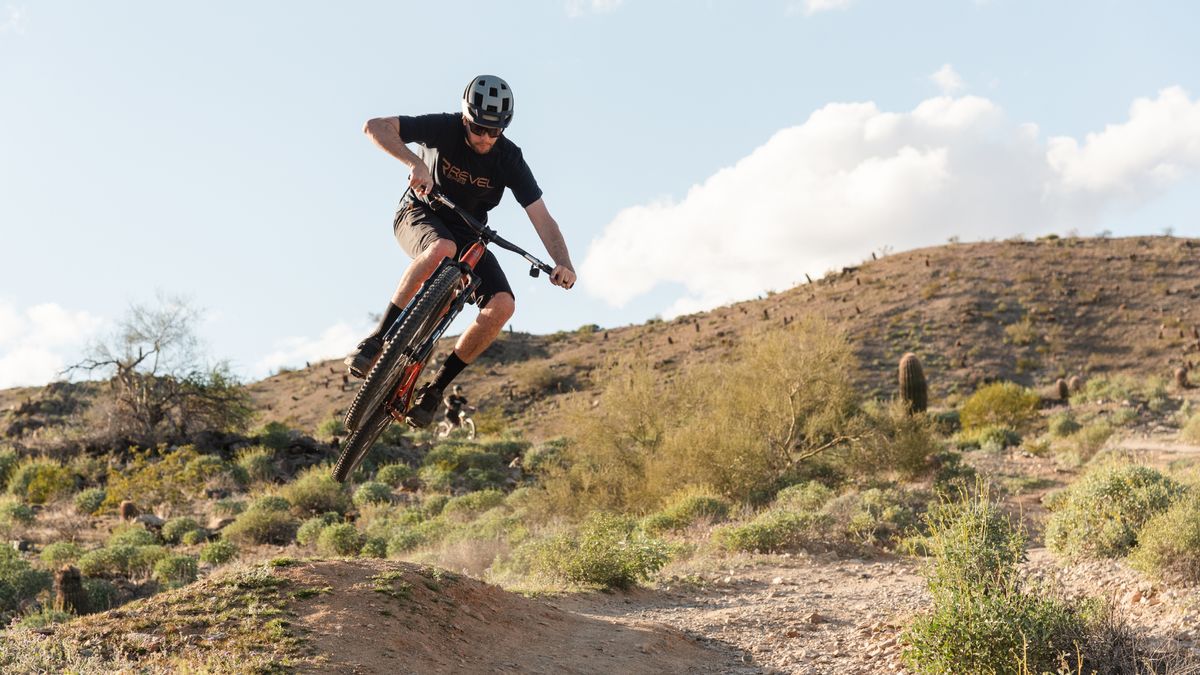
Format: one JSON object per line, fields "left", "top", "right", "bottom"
{"left": 381, "top": 188, "right": 554, "bottom": 422}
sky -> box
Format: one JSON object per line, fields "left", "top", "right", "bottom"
{"left": 2, "top": 0, "right": 1200, "bottom": 388}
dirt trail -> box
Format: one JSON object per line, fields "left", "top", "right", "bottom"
{"left": 282, "top": 560, "right": 740, "bottom": 674}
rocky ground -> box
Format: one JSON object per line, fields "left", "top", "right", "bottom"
{"left": 549, "top": 434, "right": 1200, "bottom": 675}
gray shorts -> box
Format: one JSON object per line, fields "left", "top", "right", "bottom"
{"left": 392, "top": 197, "right": 513, "bottom": 309}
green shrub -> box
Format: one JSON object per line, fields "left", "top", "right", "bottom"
{"left": 212, "top": 497, "right": 246, "bottom": 517}
{"left": 1076, "top": 375, "right": 1136, "bottom": 404}
{"left": 386, "top": 529, "right": 425, "bottom": 556}
{"left": 530, "top": 513, "right": 671, "bottom": 589}
{"left": 360, "top": 537, "right": 388, "bottom": 559}
{"left": 129, "top": 545, "right": 168, "bottom": 577}
{"left": 1180, "top": 412, "right": 1200, "bottom": 444}
{"left": 236, "top": 446, "right": 277, "bottom": 484}
{"left": 421, "top": 494, "right": 450, "bottom": 517}
{"left": 199, "top": 539, "right": 239, "bottom": 565}
{"left": 316, "top": 523, "right": 363, "bottom": 557}
{"left": 1061, "top": 422, "right": 1115, "bottom": 464}
{"left": 822, "top": 487, "right": 924, "bottom": 547}
{"left": 161, "top": 517, "right": 202, "bottom": 545}
{"left": 0, "top": 546, "right": 51, "bottom": 613}
{"left": 0, "top": 497, "right": 35, "bottom": 529}
{"left": 375, "top": 463, "right": 415, "bottom": 488}
{"left": 102, "top": 446, "right": 211, "bottom": 510}
{"left": 279, "top": 466, "right": 351, "bottom": 516}
{"left": 257, "top": 421, "right": 294, "bottom": 450}
{"left": 774, "top": 481, "right": 834, "bottom": 512}
{"left": 152, "top": 554, "right": 198, "bottom": 587}
{"left": 181, "top": 529, "right": 208, "bottom": 546}
{"left": 250, "top": 495, "right": 291, "bottom": 513}
{"left": 317, "top": 417, "right": 346, "bottom": 439}
{"left": 715, "top": 509, "right": 826, "bottom": 552}
{"left": 296, "top": 513, "right": 341, "bottom": 546}
{"left": 0, "top": 448, "right": 17, "bottom": 491}
{"left": 521, "top": 438, "right": 569, "bottom": 475}
{"left": 958, "top": 382, "right": 1040, "bottom": 433}
{"left": 420, "top": 442, "right": 507, "bottom": 493}
{"left": 352, "top": 482, "right": 393, "bottom": 508}
{"left": 39, "top": 542, "right": 84, "bottom": 568}
{"left": 442, "top": 489, "right": 506, "bottom": 519}
{"left": 977, "top": 425, "right": 1021, "bottom": 451}
{"left": 76, "top": 544, "right": 164, "bottom": 578}
{"left": 902, "top": 484, "right": 1085, "bottom": 674}
{"left": 852, "top": 400, "right": 943, "bottom": 477}
{"left": 1047, "top": 411, "right": 1082, "bottom": 438}
{"left": 14, "top": 607, "right": 72, "bottom": 629}
{"left": 542, "top": 322, "right": 859, "bottom": 513}
{"left": 6, "top": 459, "right": 76, "bottom": 504}
{"left": 73, "top": 487, "right": 107, "bottom": 515}
{"left": 1130, "top": 494, "right": 1200, "bottom": 584}
{"left": 1044, "top": 463, "right": 1185, "bottom": 560}
{"left": 181, "top": 454, "right": 248, "bottom": 491}
{"left": 107, "top": 524, "right": 158, "bottom": 547}
{"left": 83, "top": 578, "right": 118, "bottom": 612}
{"left": 641, "top": 487, "right": 732, "bottom": 533}
{"left": 221, "top": 509, "right": 299, "bottom": 546}
{"left": 77, "top": 546, "right": 135, "bottom": 577}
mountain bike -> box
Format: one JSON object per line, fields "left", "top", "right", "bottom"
{"left": 332, "top": 189, "right": 553, "bottom": 482}
{"left": 436, "top": 408, "right": 476, "bottom": 440}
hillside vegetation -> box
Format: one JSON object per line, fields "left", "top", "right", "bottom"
{"left": 2, "top": 234, "right": 1200, "bottom": 673}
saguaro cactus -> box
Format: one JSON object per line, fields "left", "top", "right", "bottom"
{"left": 54, "top": 566, "right": 88, "bottom": 615}
{"left": 898, "top": 352, "right": 928, "bottom": 414}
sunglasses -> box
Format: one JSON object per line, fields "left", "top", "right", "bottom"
{"left": 466, "top": 121, "right": 503, "bottom": 138}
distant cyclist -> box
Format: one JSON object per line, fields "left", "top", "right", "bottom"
{"left": 343, "top": 75, "right": 576, "bottom": 428}
{"left": 444, "top": 385, "right": 470, "bottom": 428}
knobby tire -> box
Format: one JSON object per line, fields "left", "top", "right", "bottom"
{"left": 334, "top": 264, "right": 462, "bottom": 482}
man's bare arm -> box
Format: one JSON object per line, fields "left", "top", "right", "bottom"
{"left": 363, "top": 117, "right": 433, "bottom": 194}
{"left": 525, "top": 198, "right": 576, "bottom": 290}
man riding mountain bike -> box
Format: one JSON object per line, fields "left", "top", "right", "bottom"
{"left": 344, "top": 75, "right": 576, "bottom": 429}
{"left": 444, "top": 384, "right": 470, "bottom": 428}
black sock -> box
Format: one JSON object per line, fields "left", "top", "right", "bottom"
{"left": 368, "top": 302, "right": 404, "bottom": 341}
{"left": 432, "top": 352, "right": 468, "bottom": 391}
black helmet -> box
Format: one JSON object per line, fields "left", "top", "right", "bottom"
{"left": 462, "top": 75, "right": 514, "bottom": 129}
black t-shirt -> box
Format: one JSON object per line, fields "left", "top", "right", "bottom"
{"left": 446, "top": 394, "right": 468, "bottom": 411}
{"left": 397, "top": 113, "right": 542, "bottom": 227}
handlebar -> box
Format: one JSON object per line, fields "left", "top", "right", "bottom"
{"left": 426, "top": 189, "right": 555, "bottom": 278}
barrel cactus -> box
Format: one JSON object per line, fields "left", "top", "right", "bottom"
{"left": 898, "top": 353, "right": 928, "bottom": 414}
{"left": 1056, "top": 378, "right": 1069, "bottom": 401}
{"left": 1176, "top": 366, "right": 1191, "bottom": 390}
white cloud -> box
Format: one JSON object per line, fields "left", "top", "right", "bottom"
{"left": 790, "top": 0, "right": 854, "bottom": 16}
{"left": 0, "top": 301, "right": 105, "bottom": 388}
{"left": 581, "top": 86, "right": 1200, "bottom": 318}
{"left": 566, "top": 0, "right": 623, "bottom": 18}
{"left": 1046, "top": 86, "right": 1200, "bottom": 195}
{"left": 0, "top": 5, "right": 26, "bottom": 34}
{"left": 931, "top": 64, "right": 965, "bottom": 94}
{"left": 254, "top": 322, "right": 364, "bottom": 376}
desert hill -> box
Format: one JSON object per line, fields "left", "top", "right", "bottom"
{"left": 247, "top": 235, "right": 1200, "bottom": 437}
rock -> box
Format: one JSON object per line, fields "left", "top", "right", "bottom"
{"left": 135, "top": 513, "right": 166, "bottom": 529}
{"left": 805, "top": 611, "right": 825, "bottom": 624}
{"left": 771, "top": 577, "right": 784, "bottom": 585}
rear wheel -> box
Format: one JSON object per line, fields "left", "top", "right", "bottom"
{"left": 344, "top": 264, "right": 462, "bottom": 434}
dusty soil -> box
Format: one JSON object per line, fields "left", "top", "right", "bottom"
{"left": 277, "top": 434, "right": 1200, "bottom": 675}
